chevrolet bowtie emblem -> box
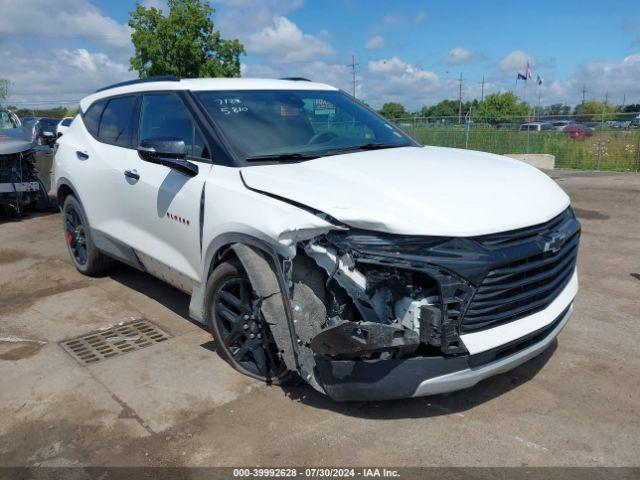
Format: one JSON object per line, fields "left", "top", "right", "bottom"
{"left": 542, "top": 231, "right": 567, "bottom": 253}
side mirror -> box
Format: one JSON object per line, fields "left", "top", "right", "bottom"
{"left": 137, "top": 137, "right": 198, "bottom": 177}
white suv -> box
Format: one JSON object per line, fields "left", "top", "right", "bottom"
{"left": 55, "top": 77, "right": 580, "bottom": 401}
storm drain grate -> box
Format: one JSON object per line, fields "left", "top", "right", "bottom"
{"left": 60, "top": 319, "right": 171, "bottom": 365}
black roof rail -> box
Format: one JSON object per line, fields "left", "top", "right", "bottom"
{"left": 279, "top": 77, "right": 312, "bottom": 82}
{"left": 94, "top": 75, "right": 181, "bottom": 93}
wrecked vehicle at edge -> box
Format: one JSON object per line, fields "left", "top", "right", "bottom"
{"left": 54, "top": 78, "right": 580, "bottom": 401}
{"left": 0, "top": 108, "right": 52, "bottom": 216}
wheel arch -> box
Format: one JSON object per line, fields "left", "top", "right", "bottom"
{"left": 190, "top": 232, "right": 290, "bottom": 324}
{"left": 190, "top": 232, "right": 304, "bottom": 373}
{"left": 56, "top": 177, "right": 81, "bottom": 209}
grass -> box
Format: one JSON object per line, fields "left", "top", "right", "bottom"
{"left": 403, "top": 125, "right": 640, "bottom": 172}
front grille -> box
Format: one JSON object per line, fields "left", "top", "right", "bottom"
{"left": 475, "top": 207, "right": 573, "bottom": 248}
{"left": 461, "top": 227, "right": 579, "bottom": 333}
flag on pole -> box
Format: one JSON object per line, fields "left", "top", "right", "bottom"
{"left": 526, "top": 61, "right": 532, "bottom": 79}
{"left": 536, "top": 75, "right": 543, "bottom": 86}
{"left": 517, "top": 73, "right": 527, "bottom": 81}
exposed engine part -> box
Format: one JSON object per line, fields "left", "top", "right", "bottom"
{"left": 303, "top": 232, "right": 474, "bottom": 356}
{"left": 394, "top": 295, "right": 439, "bottom": 335}
{"left": 304, "top": 243, "right": 378, "bottom": 322}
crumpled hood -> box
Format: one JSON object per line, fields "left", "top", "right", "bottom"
{"left": 0, "top": 128, "right": 36, "bottom": 155}
{"left": 240, "top": 146, "right": 570, "bottom": 236}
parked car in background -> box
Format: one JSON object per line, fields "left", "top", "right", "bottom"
{"left": 20, "top": 116, "right": 36, "bottom": 126}
{"left": 519, "top": 122, "right": 553, "bottom": 132}
{"left": 607, "top": 121, "right": 627, "bottom": 130}
{"left": 57, "top": 117, "right": 74, "bottom": 137}
{"left": 36, "top": 118, "right": 60, "bottom": 146}
{"left": 550, "top": 120, "right": 572, "bottom": 131}
{"left": 0, "top": 107, "right": 51, "bottom": 216}
{"left": 563, "top": 124, "right": 594, "bottom": 140}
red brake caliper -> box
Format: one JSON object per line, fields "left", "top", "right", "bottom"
{"left": 65, "top": 231, "right": 74, "bottom": 245}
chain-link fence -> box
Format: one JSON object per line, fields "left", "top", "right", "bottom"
{"left": 392, "top": 112, "right": 640, "bottom": 172}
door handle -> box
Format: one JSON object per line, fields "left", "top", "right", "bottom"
{"left": 124, "top": 169, "right": 140, "bottom": 181}
{"left": 76, "top": 150, "right": 89, "bottom": 160}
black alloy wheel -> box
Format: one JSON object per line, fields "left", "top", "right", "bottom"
{"left": 208, "top": 261, "right": 291, "bottom": 383}
{"left": 61, "top": 195, "right": 110, "bottom": 276}
{"left": 64, "top": 203, "right": 88, "bottom": 266}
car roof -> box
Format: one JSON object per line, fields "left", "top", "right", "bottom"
{"left": 79, "top": 77, "right": 338, "bottom": 112}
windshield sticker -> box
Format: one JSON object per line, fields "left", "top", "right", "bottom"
{"left": 213, "top": 98, "right": 249, "bottom": 115}
{"left": 314, "top": 99, "right": 336, "bottom": 115}
{"left": 280, "top": 105, "right": 301, "bottom": 116}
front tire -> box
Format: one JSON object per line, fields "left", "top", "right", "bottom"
{"left": 62, "top": 195, "right": 110, "bottom": 276}
{"left": 205, "top": 260, "right": 295, "bottom": 385}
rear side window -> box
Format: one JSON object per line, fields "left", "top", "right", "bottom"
{"left": 61, "top": 118, "right": 73, "bottom": 127}
{"left": 83, "top": 99, "right": 106, "bottom": 137}
{"left": 139, "top": 93, "right": 209, "bottom": 159}
{"left": 98, "top": 96, "right": 138, "bottom": 147}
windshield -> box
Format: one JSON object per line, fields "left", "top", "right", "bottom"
{"left": 39, "top": 119, "right": 59, "bottom": 128}
{"left": 195, "top": 90, "right": 414, "bottom": 162}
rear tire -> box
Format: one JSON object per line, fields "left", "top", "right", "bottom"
{"left": 62, "top": 195, "right": 110, "bottom": 276}
{"left": 205, "top": 259, "right": 297, "bottom": 385}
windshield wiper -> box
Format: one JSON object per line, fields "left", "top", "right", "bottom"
{"left": 245, "top": 152, "right": 321, "bottom": 162}
{"left": 322, "top": 142, "right": 406, "bottom": 156}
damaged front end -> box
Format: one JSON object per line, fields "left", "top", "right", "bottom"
{"left": 0, "top": 126, "right": 51, "bottom": 216}
{"left": 234, "top": 206, "right": 579, "bottom": 401}
{"left": 261, "top": 228, "right": 482, "bottom": 400}
{"left": 304, "top": 231, "right": 477, "bottom": 358}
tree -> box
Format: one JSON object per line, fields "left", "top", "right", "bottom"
{"left": 419, "top": 99, "right": 457, "bottom": 118}
{"left": 545, "top": 103, "right": 571, "bottom": 116}
{"left": 573, "top": 101, "right": 619, "bottom": 122}
{"left": 7, "top": 105, "right": 70, "bottom": 119}
{"left": 473, "top": 92, "right": 530, "bottom": 122}
{"left": 129, "top": 0, "right": 245, "bottom": 78}
{"left": 378, "top": 102, "right": 408, "bottom": 119}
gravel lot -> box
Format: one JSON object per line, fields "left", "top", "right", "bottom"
{"left": 0, "top": 169, "right": 638, "bottom": 467}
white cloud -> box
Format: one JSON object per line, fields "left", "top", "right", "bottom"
{"left": 242, "top": 61, "right": 350, "bottom": 92}
{"left": 365, "top": 35, "right": 385, "bottom": 49}
{"left": 141, "top": 0, "right": 167, "bottom": 10}
{"left": 569, "top": 54, "right": 640, "bottom": 101}
{"left": 2, "top": 47, "right": 132, "bottom": 107}
{"left": 443, "top": 47, "right": 484, "bottom": 65}
{"left": 513, "top": 53, "right": 640, "bottom": 105}
{"left": 215, "top": 0, "right": 304, "bottom": 39}
{"left": 364, "top": 56, "right": 441, "bottom": 109}
{"left": 414, "top": 11, "right": 427, "bottom": 24}
{"left": 0, "top": 0, "right": 131, "bottom": 49}
{"left": 623, "top": 53, "right": 640, "bottom": 64}
{"left": 381, "top": 13, "right": 405, "bottom": 27}
{"left": 499, "top": 50, "right": 534, "bottom": 74}
{"left": 247, "top": 16, "right": 333, "bottom": 63}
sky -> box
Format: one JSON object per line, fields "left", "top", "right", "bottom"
{"left": 1, "top": 0, "right": 640, "bottom": 110}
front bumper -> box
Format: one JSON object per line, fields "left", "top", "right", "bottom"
{"left": 316, "top": 303, "right": 573, "bottom": 401}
